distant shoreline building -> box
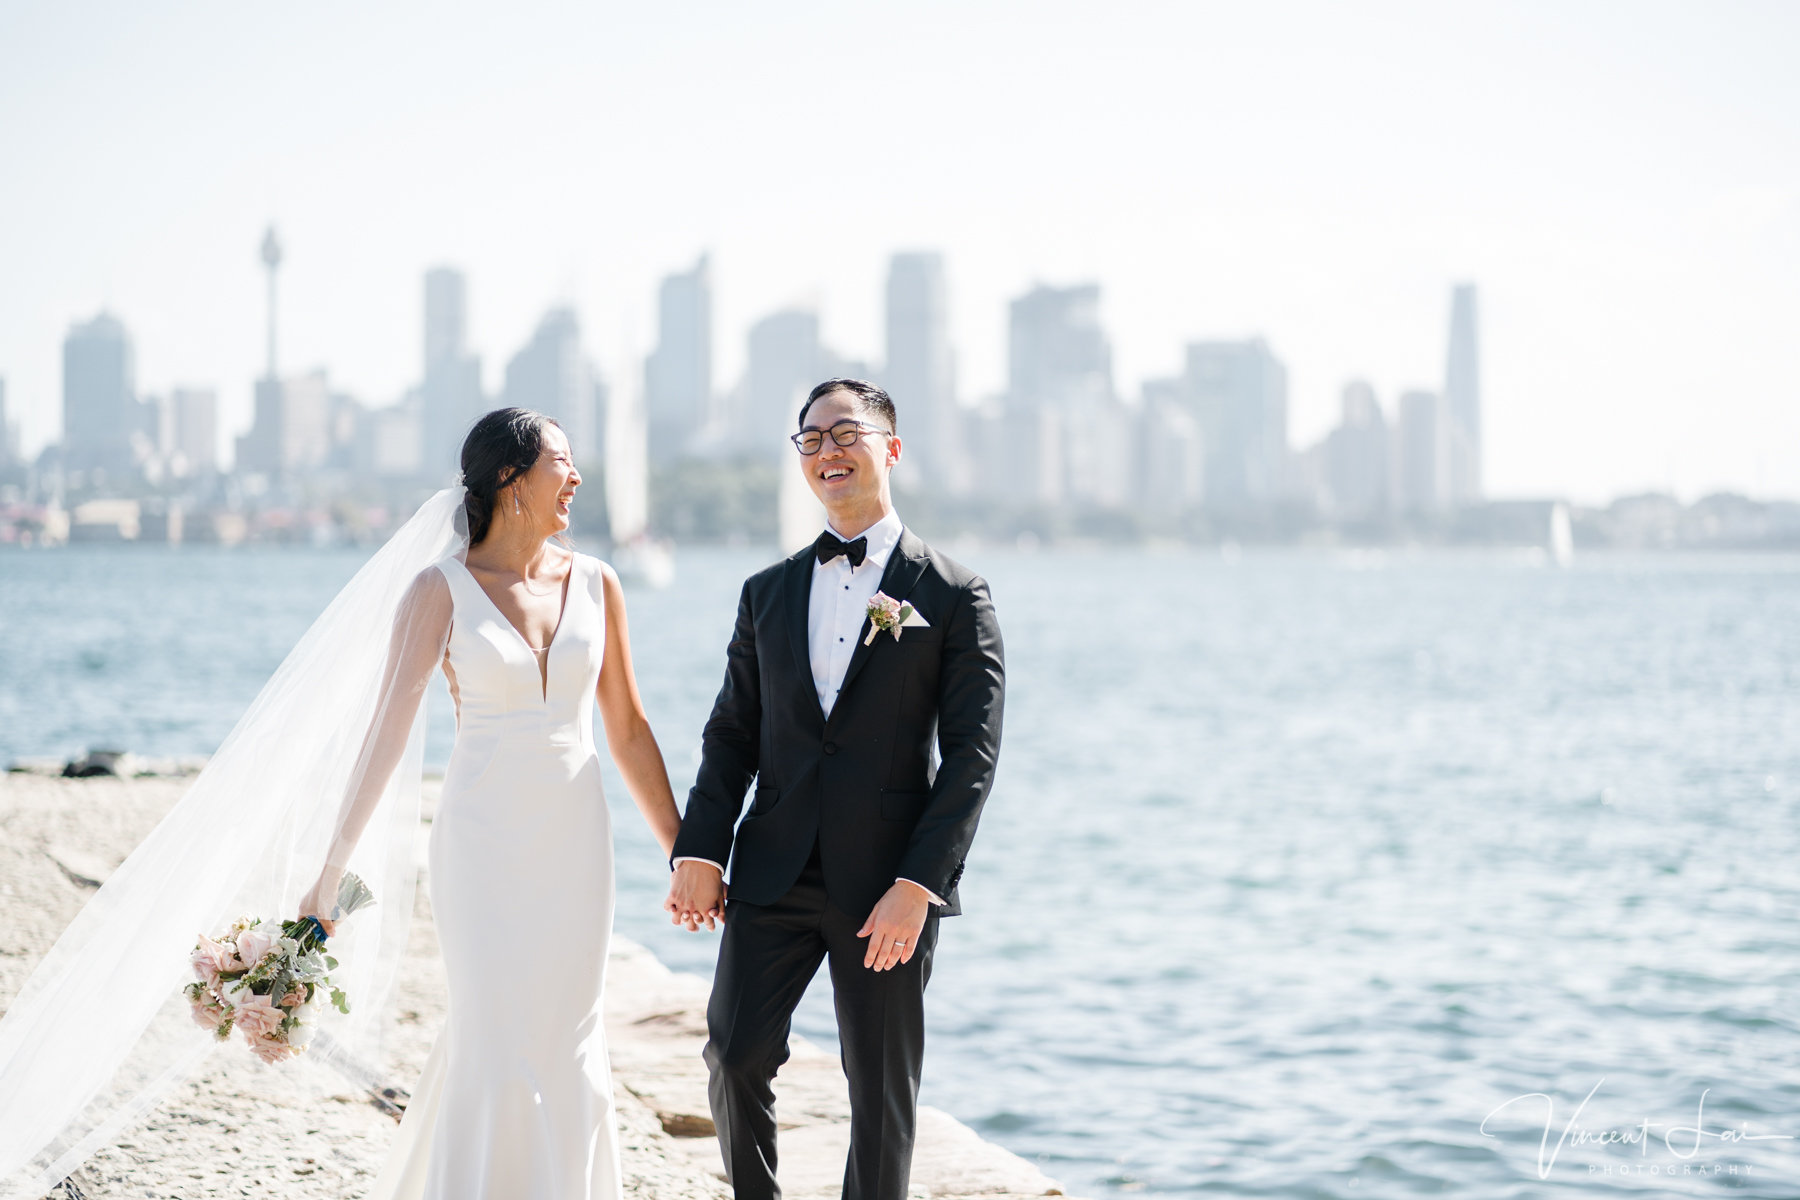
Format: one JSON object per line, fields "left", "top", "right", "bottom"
{"left": 884, "top": 253, "right": 957, "bottom": 492}
{"left": 63, "top": 313, "right": 151, "bottom": 481}
{"left": 1444, "top": 283, "right": 1482, "bottom": 503}
{"left": 1004, "top": 283, "right": 1125, "bottom": 507}
{"left": 1185, "top": 338, "right": 1290, "bottom": 512}
{"left": 421, "top": 268, "right": 485, "bottom": 484}
{"left": 646, "top": 255, "right": 713, "bottom": 465}
{"left": 504, "top": 308, "right": 603, "bottom": 465}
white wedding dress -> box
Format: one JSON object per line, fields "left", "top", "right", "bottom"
{"left": 373, "top": 551, "right": 620, "bottom": 1200}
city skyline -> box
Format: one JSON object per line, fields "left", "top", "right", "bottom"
{"left": 1, "top": 3, "right": 1796, "bottom": 503}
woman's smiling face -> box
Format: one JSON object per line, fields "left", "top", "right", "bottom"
{"left": 516, "top": 422, "right": 580, "bottom": 533}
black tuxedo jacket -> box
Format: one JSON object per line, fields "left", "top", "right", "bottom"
{"left": 671, "top": 528, "right": 1005, "bottom": 921}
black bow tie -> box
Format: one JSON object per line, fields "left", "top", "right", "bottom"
{"left": 815, "top": 531, "right": 868, "bottom": 568}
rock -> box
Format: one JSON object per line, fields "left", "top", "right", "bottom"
{"left": 1, "top": 775, "right": 1081, "bottom": 1199}
{"left": 44, "top": 844, "right": 115, "bottom": 888}
{"left": 60, "top": 750, "right": 136, "bottom": 778}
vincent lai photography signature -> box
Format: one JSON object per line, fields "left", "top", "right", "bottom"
{"left": 1481, "top": 1080, "right": 1794, "bottom": 1180}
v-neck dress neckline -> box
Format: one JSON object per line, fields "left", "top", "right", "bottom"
{"left": 450, "top": 555, "right": 575, "bottom": 700}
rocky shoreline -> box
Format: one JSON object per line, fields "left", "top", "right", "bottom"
{"left": 0, "top": 772, "right": 1068, "bottom": 1200}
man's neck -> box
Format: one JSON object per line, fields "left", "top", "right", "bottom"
{"left": 825, "top": 498, "right": 895, "bottom": 542}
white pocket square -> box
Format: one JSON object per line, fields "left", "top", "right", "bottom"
{"left": 899, "top": 606, "right": 930, "bottom": 629}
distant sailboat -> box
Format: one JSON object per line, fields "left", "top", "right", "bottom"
{"left": 1549, "top": 501, "right": 1574, "bottom": 567}
{"left": 778, "top": 390, "right": 829, "bottom": 555}
{"left": 606, "top": 361, "right": 675, "bottom": 588}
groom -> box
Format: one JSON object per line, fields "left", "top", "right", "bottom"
{"left": 665, "top": 378, "right": 1005, "bottom": 1200}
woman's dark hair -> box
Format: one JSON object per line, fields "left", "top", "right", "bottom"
{"left": 460, "top": 408, "right": 559, "bottom": 544}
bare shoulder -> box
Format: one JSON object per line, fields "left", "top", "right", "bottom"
{"left": 407, "top": 563, "right": 453, "bottom": 599}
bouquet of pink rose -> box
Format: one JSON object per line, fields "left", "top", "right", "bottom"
{"left": 185, "top": 873, "right": 376, "bottom": 1064}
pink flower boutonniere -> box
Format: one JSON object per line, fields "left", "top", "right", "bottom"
{"left": 864, "top": 592, "right": 930, "bottom": 645}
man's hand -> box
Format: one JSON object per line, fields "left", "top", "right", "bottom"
{"left": 857, "top": 880, "right": 931, "bottom": 971}
{"left": 664, "top": 861, "right": 725, "bottom": 932}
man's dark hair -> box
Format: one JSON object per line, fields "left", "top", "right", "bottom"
{"left": 797, "top": 378, "right": 897, "bottom": 435}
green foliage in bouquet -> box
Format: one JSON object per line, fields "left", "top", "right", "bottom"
{"left": 185, "top": 872, "right": 378, "bottom": 1063}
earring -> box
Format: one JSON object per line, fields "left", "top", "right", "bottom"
{"left": 513, "top": 491, "right": 521, "bottom": 516}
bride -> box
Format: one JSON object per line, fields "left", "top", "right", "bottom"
{"left": 0, "top": 407, "right": 703, "bottom": 1200}
{"left": 311, "top": 407, "right": 693, "bottom": 1198}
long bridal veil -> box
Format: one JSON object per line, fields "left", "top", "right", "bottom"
{"left": 0, "top": 486, "right": 470, "bottom": 1198}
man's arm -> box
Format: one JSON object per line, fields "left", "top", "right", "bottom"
{"left": 893, "top": 575, "right": 1005, "bottom": 899}
{"left": 670, "top": 579, "right": 763, "bottom": 868}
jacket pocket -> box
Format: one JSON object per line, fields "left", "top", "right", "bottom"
{"left": 879, "top": 789, "right": 930, "bottom": 822}
{"left": 751, "top": 786, "right": 780, "bottom": 816}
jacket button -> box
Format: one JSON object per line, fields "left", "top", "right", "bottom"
{"left": 823, "top": 742, "right": 837, "bottom": 755}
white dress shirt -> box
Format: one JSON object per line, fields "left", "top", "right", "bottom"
{"left": 675, "top": 508, "right": 945, "bottom": 906}
{"left": 810, "top": 508, "right": 904, "bottom": 718}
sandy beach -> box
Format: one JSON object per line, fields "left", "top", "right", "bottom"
{"left": 0, "top": 771, "right": 1068, "bottom": 1200}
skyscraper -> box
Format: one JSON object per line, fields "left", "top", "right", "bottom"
{"left": 646, "top": 255, "right": 713, "bottom": 464}
{"left": 63, "top": 312, "right": 144, "bottom": 478}
{"left": 1444, "top": 283, "right": 1481, "bottom": 503}
{"left": 1323, "top": 380, "right": 1389, "bottom": 520}
{"left": 744, "top": 309, "right": 822, "bottom": 462}
{"left": 884, "top": 253, "right": 956, "bottom": 491}
{"left": 1394, "top": 389, "right": 1448, "bottom": 514}
{"left": 0, "top": 376, "right": 14, "bottom": 470}
{"left": 503, "top": 308, "right": 602, "bottom": 463}
{"left": 422, "top": 268, "right": 485, "bottom": 481}
{"left": 1005, "top": 284, "right": 1122, "bottom": 505}
{"left": 165, "top": 388, "right": 218, "bottom": 476}
{"left": 1137, "top": 377, "right": 1204, "bottom": 514}
{"left": 1183, "top": 338, "right": 1289, "bottom": 510}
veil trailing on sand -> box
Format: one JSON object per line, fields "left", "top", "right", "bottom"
{"left": 0, "top": 487, "right": 470, "bottom": 1198}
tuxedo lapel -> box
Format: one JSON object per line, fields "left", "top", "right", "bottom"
{"left": 782, "top": 550, "right": 825, "bottom": 727}
{"left": 832, "top": 529, "right": 930, "bottom": 710}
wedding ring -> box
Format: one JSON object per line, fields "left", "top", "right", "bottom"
{"left": 894, "top": 939, "right": 906, "bottom": 946}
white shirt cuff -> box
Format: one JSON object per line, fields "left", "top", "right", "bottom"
{"left": 672, "top": 856, "right": 725, "bottom": 875}
{"left": 896, "top": 877, "right": 948, "bottom": 906}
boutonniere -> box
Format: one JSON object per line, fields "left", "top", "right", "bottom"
{"left": 864, "top": 591, "right": 930, "bottom": 645}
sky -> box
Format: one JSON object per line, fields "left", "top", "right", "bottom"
{"left": 1, "top": 0, "right": 1796, "bottom": 503}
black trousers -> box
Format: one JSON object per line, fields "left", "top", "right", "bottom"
{"left": 704, "top": 840, "right": 941, "bottom": 1200}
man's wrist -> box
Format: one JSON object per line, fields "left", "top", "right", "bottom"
{"left": 672, "top": 856, "right": 724, "bottom": 877}
{"left": 894, "top": 877, "right": 947, "bottom": 906}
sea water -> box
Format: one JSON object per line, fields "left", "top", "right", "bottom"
{"left": 4, "top": 543, "right": 1799, "bottom": 1198}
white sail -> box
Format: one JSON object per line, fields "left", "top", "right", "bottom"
{"left": 779, "top": 446, "right": 829, "bottom": 555}
{"left": 605, "top": 365, "right": 648, "bottom": 545}
{"left": 1549, "top": 501, "right": 1574, "bottom": 567}
{"left": 605, "top": 345, "right": 674, "bottom": 587}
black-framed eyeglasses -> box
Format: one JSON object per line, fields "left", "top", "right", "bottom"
{"left": 790, "top": 419, "right": 890, "bottom": 456}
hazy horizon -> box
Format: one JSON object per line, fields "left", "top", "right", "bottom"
{"left": 2, "top": 1, "right": 1796, "bottom": 505}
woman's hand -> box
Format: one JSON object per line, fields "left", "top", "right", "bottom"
{"left": 298, "top": 870, "right": 341, "bottom": 938}
{"left": 665, "top": 861, "right": 725, "bottom": 931}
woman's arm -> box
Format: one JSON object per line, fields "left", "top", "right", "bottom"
{"left": 299, "top": 566, "right": 453, "bottom": 933}
{"left": 594, "top": 563, "right": 683, "bottom": 859}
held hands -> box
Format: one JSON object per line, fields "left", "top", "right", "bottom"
{"left": 858, "top": 880, "right": 930, "bottom": 971}
{"left": 665, "top": 861, "right": 725, "bottom": 932}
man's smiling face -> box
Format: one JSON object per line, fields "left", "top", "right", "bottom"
{"left": 799, "top": 388, "right": 900, "bottom": 517}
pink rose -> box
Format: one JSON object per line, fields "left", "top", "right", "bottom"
{"left": 234, "top": 927, "right": 276, "bottom": 971}
{"left": 279, "top": 989, "right": 307, "bottom": 1010}
{"left": 227, "top": 991, "right": 286, "bottom": 1041}
{"left": 188, "top": 995, "right": 228, "bottom": 1031}
{"left": 191, "top": 935, "right": 235, "bottom": 985}
{"left": 248, "top": 1035, "right": 299, "bottom": 1065}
